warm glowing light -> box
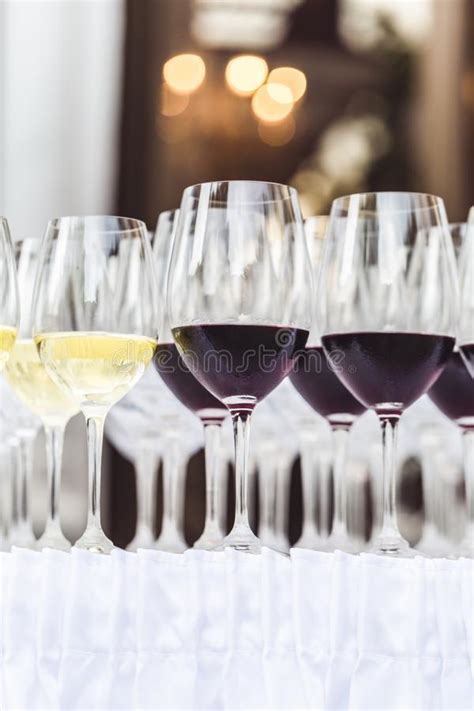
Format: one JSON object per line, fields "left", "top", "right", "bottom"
{"left": 160, "top": 83, "right": 189, "bottom": 116}
{"left": 251, "top": 83, "right": 294, "bottom": 123}
{"left": 268, "top": 67, "right": 307, "bottom": 101}
{"left": 163, "top": 54, "right": 206, "bottom": 95}
{"left": 258, "top": 115, "right": 295, "bottom": 146}
{"left": 225, "top": 55, "right": 268, "bottom": 96}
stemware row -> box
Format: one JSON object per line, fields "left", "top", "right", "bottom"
{"left": 0, "top": 186, "right": 472, "bottom": 557}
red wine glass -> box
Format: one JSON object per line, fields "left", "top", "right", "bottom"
{"left": 167, "top": 181, "right": 312, "bottom": 554}
{"left": 428, "top": 223, "right": 474, "bottom": 557}
{"left": 317, "top": 193, "right": 457, "bottom": 557}
{"left": 290, "top": 215, "right": 367, "bottom": 553}
{"left": 153, "top": 209, "right": 229, "bottom": 551}
{"left": 458, "top": 215, "right": 474, "bottom": 378}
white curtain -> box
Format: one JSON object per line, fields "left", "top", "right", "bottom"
{"left": 0, "top": 0, "right": 125, "bottom": 238}
{"left": 0, "top": 548, "right": 472, "bottom": 710}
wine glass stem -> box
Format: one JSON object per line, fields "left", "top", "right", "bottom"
{"left": 135, "top": 447, "right": 158, "bottom": 536}
{"left": 232, "top": 411, "right": 252, "bottom": 530}
{"left": 44, "top": 423, "right": 65, "bottom": 527}
{"left": 319, "top": 452, "right": 332, "bottom": 536}
{"left": 379, "top": 415, "right": 401, "bottom": 539}
{"left": 331, "top": 426, "right": 350, "bottom": 539}
{"left": 18, "top": 435, "right": 35, "bottom": 530}
{"left": 203, "top": 422, "right": 222, "bottom": 533}
{"left": 462, "top": 428, "right": 474, "bottom": 540}
{"left": 85, "top": 413, "right": 105, "bottom": 529}
{"left": 162, "top": 442, "right": 185, "bottom": 535}
{"left": 300, "top": 434, "right": 319, "bottom": 537}
{"left": 275, "top": 460, "right": 291, "bottom": 540}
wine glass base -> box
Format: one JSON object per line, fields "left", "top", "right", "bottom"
{"left": 370, "top": 534, "right": 415, "bottom": 558}
{"left": 11, "top": 524, "right": 37, "bottom": 550}
{"left": 213, "top": 525, "right": 262, "bottom": 554}
{"left": 126, "top": 528, "right": 156, "bottom": 552}
{"left": 36, "top": 523, "right": 71, "bottom": 552}
{"left": 154, "top": 532, "right": 187, "bottom": 553}
{"left": 316, "top": 533, "right": 359, "bottom": 555}
{"left": 74, "top": 527, "right": 114, "bottom": 554}
{"left": 456, "top": 537, "right": 474, "bottom": 559}
{"left": 193, "top": 526, "right": 226, "bottom": 551}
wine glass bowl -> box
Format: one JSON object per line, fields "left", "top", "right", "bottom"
{"left": 317, "top": 193, "right": 457, "bottom": 557}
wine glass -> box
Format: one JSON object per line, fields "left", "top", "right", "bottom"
{"left": 4, "top": 237, "right": 80, "bottom": 551}
{"left": 458, "top": 218, "right": 474, "bottom": 377}
{"left": 317, "top": 193, "right": 457, "bottom": 557}
{"left": 152, "top": 210, "right": 229, "bottom": 550}
{"left": 427, "top": 223, "right": 474, "bottom": 557}
{"left": 290, "top": 216, "right": 366, "bottom": 553}
{"left": 167, "top": 181, "right": 312, "bottom": 553}
{"left": 32, "top": 216, "right": 158, "bottom": 554}
{"left": 0, "top": 218, "right": 20, "bottom": 370}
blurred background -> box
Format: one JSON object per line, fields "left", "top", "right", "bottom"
{"left": 0, "top": 0, "right": 472, "bottom": 548}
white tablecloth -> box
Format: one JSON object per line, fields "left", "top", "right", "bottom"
{"left": 0, "top": 548, "right": 472, "bottom": 710}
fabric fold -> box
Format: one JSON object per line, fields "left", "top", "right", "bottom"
{"left": 0, "top": 548, "right": 471, "bottom": 710}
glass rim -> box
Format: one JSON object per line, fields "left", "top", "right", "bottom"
{"left": 331, "top": 191, "right": 445, "bottom": 215}
{"left": 47, "top": 215, "right": 148, "bottom": 235}
{"left": 448, "top": 222, "right": 471, "bottom": 230}
{"left": 182, "top": 179, "right": 299, "bottom": 205}
{"left": 158, "top": 208, "right": 179, "bottom": 219}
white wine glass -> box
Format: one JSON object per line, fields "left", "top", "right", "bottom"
{"left": 0, "top": 218, "right": 20, "bottom": 370}
{"left": 32, "top": 216, "right": 158, "bottom": 553}
{"left": 5, "top": 238, "right": 80, "bottom": 551}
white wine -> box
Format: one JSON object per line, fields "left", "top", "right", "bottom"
{"left": 35, "top": 332, "right": 157, "bottom": 410}
{"left": 4, "top": 339, "right": 79, "bottom": 424}
{"left": 0, "top": 326, "right": 17, "bottom": 370}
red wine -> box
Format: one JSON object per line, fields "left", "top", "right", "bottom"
{"left": 172, "top": 324, "right": 308, "bottom": 406}
{"left": 154, "top": 343, "right": 227, "bottom": 421}
{"left": 428, "top": 351, "right": 474, "bottom": 427}
{"left": 460, "top": 344, "right": 474, "bottom": 379}
{"left": 321, "top": 332, "right": 454, "bottom": 412}
{"left": 290, "top": 346, "right": 366, "bottom": 424}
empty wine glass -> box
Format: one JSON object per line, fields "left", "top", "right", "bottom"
{"left": 167, "top": 181, "right": 312, "bottom": 553}
{"left": 32, "top": 216, "right": 158, "bottom": 553}
{"left": 0, "top": 218, "right": 20, "bottom": 371}
{"left": 290, "top": 216, "right": 366, "bottom": 553}
{"left": 317, "top": 193, "right": 457, "bottom": 557}
{"left": 152, "top": 210, "right": 229, "bottom": 551}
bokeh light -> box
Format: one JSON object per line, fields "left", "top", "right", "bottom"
{"left": 258, "top": 115, "right": 296, "bottom": 146}
{"left": 268, "top": 67, "right": 307, "bottom": 101}
{"left": 251, "top": 83, "right": 294, "bottom": 123}
{"left": 225, "top": 55, "right": 268, "bottom": 96}
{"left": 163, "top": 54, "right": 206, "bottom": 95}
{"left": 160, "top": 83, "right": 189, "bottom": 117}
